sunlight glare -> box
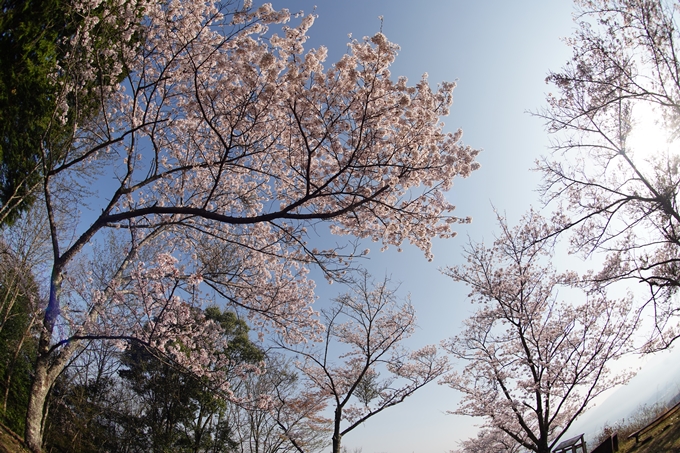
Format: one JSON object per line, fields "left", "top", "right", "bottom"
{"left": 626, "top": 101, "right": 680, "bottom": 163}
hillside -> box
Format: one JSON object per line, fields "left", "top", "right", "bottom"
{"left": 0, "top": 423, "right": 28, "bottom": 453}
{"left": 619, "top": 417, "right": 680, "bottom": 453}
{"left": 593, "top": 404, "right": 680, "bottom": 453}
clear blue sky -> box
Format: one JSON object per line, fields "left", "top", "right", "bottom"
{"left": 259, "top": 1, "right": 584, "bottom": 451}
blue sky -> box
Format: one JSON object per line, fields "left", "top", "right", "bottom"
{"left": 255, "top": 1, "right": 585, "bottom": 452}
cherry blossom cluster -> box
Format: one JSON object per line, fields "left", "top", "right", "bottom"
{"left": 442, "top": 211, "right": 635, "bottom": 453}
{"left": 26, "top": 1, "right": 479, "bottom": 448}
{"left": 67, "top": 253, "right": 259, "bottom": 395}
{"left": 540, "top": 0, "right": 680, "bottom": 349}
{"left": 54, "top": 0, "right": 480, "bottom": 357}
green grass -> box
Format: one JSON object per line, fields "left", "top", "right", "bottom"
{"left": 592, "top": 402, "right": 680, "bottom": 453}
{"left": 618, "top": 411, "right": 680, "bottom": 453}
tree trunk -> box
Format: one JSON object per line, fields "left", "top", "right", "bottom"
{"left": 24, "top": 271, "right": 70, "bottom": 452}
{"left": 332, "top": 407, "right": 342, "bottom": 453}
{"left": 332, "top": 433, "right": 342, "bottom": 453}
{"left": 24, "top": 355, "right": 51, "bottom": 453}
{"left": 537, "top": 435, "right": 550, "bottom": 453}
{"left": 24, "top": 326, "right": 79, "bottom": 453}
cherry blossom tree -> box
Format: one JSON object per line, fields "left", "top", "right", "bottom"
{"left": 537, "top": 0, "right": 680, "bottom": 348}
{"left": 19, "top": 0, "right": 480, "bottom": 450}
{"left": 280, "top": 272, "right": 450, "bottom": 453}
{"left": 453, "top": 428, "right": 522, "bottom": 453}
{"left": 441, "top": 212, "right": 634, "bottom": 453}
{"left": 226, "top": 355, "right": 330, "bottom": 453}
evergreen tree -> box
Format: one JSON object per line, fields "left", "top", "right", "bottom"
{"left": 0, "top": 242, "right": 39, "bottom": 435}
{"left": 117, "top": 307, "right": 263, "bottom": 453}
{"left": 0, "top": 0, "right": 139, "bottom": 223}
{"left": 43, "top": 306, "right": 263, "bottom": 453}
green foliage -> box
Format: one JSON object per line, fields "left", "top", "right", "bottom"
{"left": 117, "top": 343, "right": 237, "bottom": 453}
{"left": 44, "top": 375, "right": 120, "bottom": 453}
{"left": 204, "top": 306, "right": 264, "bottom": 365}
{"left": 0, "top": 253, "right": 38, "bottom": 435}
{"left": 42, "top": 306, "right": 263, "bottom": 453}
{"left": 0, "top": 0, "right": 73, "bottom": 222}
{"left": 0, "top": 0, "right": 139, "bottom": 223}
{"left": 114, "top": 307, "right": 263, "bottom": 452}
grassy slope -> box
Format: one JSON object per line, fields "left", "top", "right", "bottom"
{"left": 617, "top": 410, "right": 680, "bottom": 453}
{"left": 0, "top": 423, "right": 29, "bottom": 453}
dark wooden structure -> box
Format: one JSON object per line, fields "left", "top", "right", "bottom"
{"left": 553, "top": 434, "right": 587, "bottom": 453}
{"left": 591, "top": 433, "right": 618, "bottom": 453}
